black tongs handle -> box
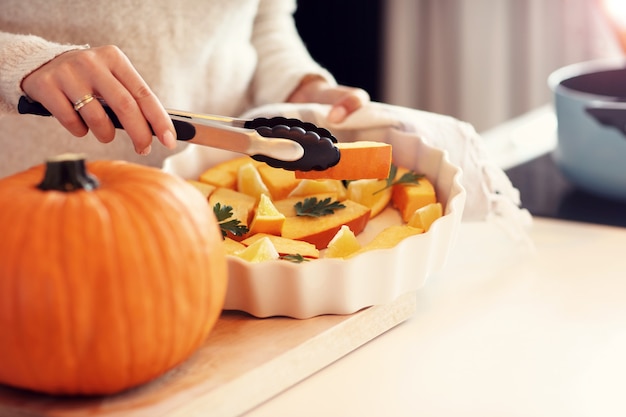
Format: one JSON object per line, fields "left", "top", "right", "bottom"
{"left": 18, "top": 96, "right": 197, "bottom": 140}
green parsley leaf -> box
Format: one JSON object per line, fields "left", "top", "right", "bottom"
{"left": 294, "top": 197, "right": 346, "bottom": 217}
{"left": 280, "top": 254, "right": 309, "bottom": 263}
{"left": 213, "top": 202, "right": 249, "bottom": 238}
{"left": 374, "top": 164, "right": 425, "bottom": 195}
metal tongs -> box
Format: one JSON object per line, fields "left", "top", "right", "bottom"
{"left": 18, "top": 96, "right": 340, "bottom": 171}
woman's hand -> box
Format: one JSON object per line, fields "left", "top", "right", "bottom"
{"left": 287, "top": 75, "right": 370, "bottom": 123}
{"left": 21, "top": 45, "right": 177, "bottom": 155}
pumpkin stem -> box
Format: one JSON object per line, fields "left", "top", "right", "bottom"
{"left": 37, "top": 153, "right": 99, "bottom": 192}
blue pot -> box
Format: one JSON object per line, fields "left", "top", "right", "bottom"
{"left": 549, "top": 58, "right": 626, "bottom": 201}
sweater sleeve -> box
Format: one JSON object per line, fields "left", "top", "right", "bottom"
{"left": 250, "top": 0, "right": 337, "bottom": 107}
{"left": 0, "top": 31, "right": 88, "bottom": 114}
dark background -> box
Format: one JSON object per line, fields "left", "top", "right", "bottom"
{"left": 294, "top": 0, "right": 384, "bottom": 102}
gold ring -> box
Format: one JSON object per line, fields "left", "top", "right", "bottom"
{"left": 73, "top": 94, "right": 96, "bottom": 111}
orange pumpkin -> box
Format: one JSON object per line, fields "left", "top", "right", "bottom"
{"left": 0, "top": 154, "right": 227, "bottom": 395}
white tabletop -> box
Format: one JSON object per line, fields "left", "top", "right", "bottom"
{"left": 244, "top": 218, "right": 626, "bottom": 417}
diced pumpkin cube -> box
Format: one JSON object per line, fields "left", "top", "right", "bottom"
{"left": 199, "top": 156, "right": 261, "bottom": 189}
{"left": 248, "top": 194, "right": 285, "bottom": 236}
{"left": 407, "top": 202, "right": 443, "bottom": 232}
{"left": 391, "top": 169, "right": 437, "bottom": 222}
{"left": 257, "top": 164, "right": 301, "bottom": 200}
{"left": 186, "top": 180, "right": 216, "bottom": 200}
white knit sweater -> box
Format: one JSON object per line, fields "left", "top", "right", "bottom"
{"left": 0, "top": 0, "right": 335, "bottom": 177}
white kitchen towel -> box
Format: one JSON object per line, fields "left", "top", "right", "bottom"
{"left": 241, "top": 101, "right": 532, "bottom": 241}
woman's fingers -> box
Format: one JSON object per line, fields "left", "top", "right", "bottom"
{"left": 325, "top": 87, "right": 370, "bottom": 123}
{"left": 103, "top": 46, "right": 176, "bottom": 151}
{"left": 21, "top": 45, "right": 176, "bottom": 154}
{"left": 38, "top": 90, "right": 91, "bottom": 138}
{"left": 287, "top": 77, "right": 370, "bottom": 123}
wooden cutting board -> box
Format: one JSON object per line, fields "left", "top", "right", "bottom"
{"left": 0, "top": 292, "right": 416, "bottom": 417}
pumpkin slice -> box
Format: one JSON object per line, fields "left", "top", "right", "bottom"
{"left": 348, "top": 225, "right": 424, "bottom": 258}
{"left": 242, "top": 233, "right": 319, "bottom": 259}
{"left": 273, "top": 193, "right": 339, "bottom": 217}
{"left": 209, "top": 187, "right": 256, "bottom": 240}
{"left": 295, "top": 141, "right": 392, "bottom": 180}
{"left": 281, "top": 199, "right": 371, "bottom": 249}
{"left": 235, "top": 236, "right": 280, "bottom": 263}
{"left": 288, "top": 178, "right": 347, "bottom": 200}
{"left": 199, "top": 156, "right": 261, "bottom": 189}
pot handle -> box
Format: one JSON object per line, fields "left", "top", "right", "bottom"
{"left": 585, "top": 101, "right": 626, "bottom": 136}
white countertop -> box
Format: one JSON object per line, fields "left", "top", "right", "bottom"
{"left": 245, "top": 218, "right": 626, "bottom": 417}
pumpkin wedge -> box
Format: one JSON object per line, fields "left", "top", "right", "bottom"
{"left": 295, "top": 141, "right": 392, "bottom": 180}
{"left": 242, "top": 233, "right": 320, "bottom": 259}
{"left": 281, "top": 199, "right": 371, "bottom": 249}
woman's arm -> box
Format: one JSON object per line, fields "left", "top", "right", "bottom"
{"left": 251, "top": 0, "right": 369, "bottom": 122}
{"left": 287, "top": 74, "right": 370, "bottom": 123}
{"left": 0, "top": 32, "right": 85, "bottom": 113}
{"left": 0, "top": 32, "right": 176, "bottom": 154}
